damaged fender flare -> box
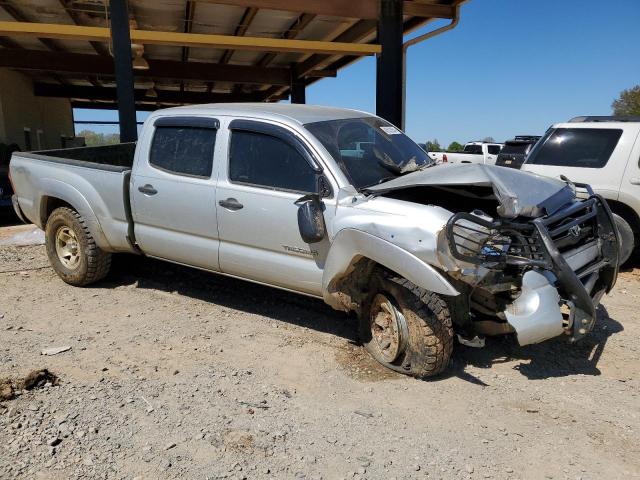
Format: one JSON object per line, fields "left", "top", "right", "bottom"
{"left": 322, "top": 228, "right": 459, "bottom": 310}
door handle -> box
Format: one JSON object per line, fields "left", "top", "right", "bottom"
{"left": 218, "top": 198, "right": 244, "bottom": 211}
{"left": 630, "top": 178, "right": 640, "bottom": 185}
{"left": 138, "top": 184, "right": 158, "bottom": 195}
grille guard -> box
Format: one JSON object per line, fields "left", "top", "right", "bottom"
{"left": 445, "top": 188, "right": 620, "bottom": 342}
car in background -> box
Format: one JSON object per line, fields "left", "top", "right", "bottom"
{"left": 0, "top": 143, "right": 20, "bottom": 211}
{"left": 495, "top": 135, "right": 541, "bottom": 169}
{"left": 522, "top": 116, "right": 640, "bottom": 264}
{"left": 431, "top": 141, "right": 503, "bottom": 165}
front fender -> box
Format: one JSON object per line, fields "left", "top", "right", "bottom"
{"left": 323, "top": 228, "right": 459, "bottom": 310}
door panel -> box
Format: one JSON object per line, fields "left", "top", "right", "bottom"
{"left": 215, "top": 121, "right": 327, "bottom": 295}
{"left": 130, "top": 117, "right": 220, "bottom": 270}
{"left": 131, "top": 173, "right": 219, "bottom": 269}
{"left": 216, "top": 183, "right": 325, "bottom": 295}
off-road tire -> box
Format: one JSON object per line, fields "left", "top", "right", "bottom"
{"left": 359, "top": 271, "right": 454, "bottom": 378}
{"left": 612, "top": 213, "right": 634, "bottom": 266}
{"left": 45, "top": 207, "right": 111, "bottom": 286}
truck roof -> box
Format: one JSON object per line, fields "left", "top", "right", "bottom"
{"left": 157, "top": 103, "right": 373, "bottom": 126}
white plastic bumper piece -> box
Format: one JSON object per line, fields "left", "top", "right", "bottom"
{"left": 504, "top": 270, "right": 565, "bottom": 346}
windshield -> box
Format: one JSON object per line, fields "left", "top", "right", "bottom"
{"left": 500, "top": 143, "right": 530, "bottom": 155}
{"left": 305, "top": 117, "right": 431, "bottom": 189}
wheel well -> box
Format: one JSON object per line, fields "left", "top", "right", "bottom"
{"left": 41, "top": 197, "right": 74, "bottom": 226}
{"left": 606, "top": 200, "right": 640, "bottom": 235}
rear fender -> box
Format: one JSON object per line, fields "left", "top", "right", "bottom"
{"left": 38, "top": 178, "right": 110, "bottom": 250}
{"left": 322, "top": 228, "right": 459, "bottom": 311}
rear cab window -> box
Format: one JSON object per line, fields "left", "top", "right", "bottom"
{"left": 487, "top": 145, "right": 501, "bottom": 155}
{"left": 500, "top": 143, "right": 530, "bottom": 155}
{"left": 526, "top": 128, "right": 622, "bottom": 168}
{"left": 149, "top": 117, "right": 218, "bottom": 178}
{"left": 463, "top": 144, "right": 483, "bottom": 154}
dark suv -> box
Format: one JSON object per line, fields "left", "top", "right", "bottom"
{"left": 495, "top": 135, "right": 541, "bottom": 169}
{"left": 0, "top": 143, "right": 20, "bottom": 210}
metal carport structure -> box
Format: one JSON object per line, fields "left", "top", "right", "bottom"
{"left": 0, "top": 0, "right": 465, "bottom": 141}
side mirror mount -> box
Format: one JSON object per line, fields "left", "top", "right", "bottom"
{"left": 296, "top": 176, "right": 328, "bottom": 244}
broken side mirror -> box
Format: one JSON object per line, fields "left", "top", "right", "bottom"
{"left": 296, "top": 176, "right": 329, "bottom": 244}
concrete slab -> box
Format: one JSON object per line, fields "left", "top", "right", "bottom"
{"left": 0, "top": 224, "right": 44, "bottom": 246}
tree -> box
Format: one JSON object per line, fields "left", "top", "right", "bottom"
{"left": 612, "top": 85, "right": 640, "bottom": 116}
{"left": 447, "top": 141, "right": 464, "bottom": 152}
{"left": 77, "top": 129, "right": 120, "bottom": 146}
{"left": 482, "top": 136, "right": 495, "bottom": 143}
{"left": 426, "top": 139, "right": 441, "bottom": 152}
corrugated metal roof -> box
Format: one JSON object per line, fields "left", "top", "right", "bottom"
{"left": 0, "top": 0, "right": 463, "bottom": 109}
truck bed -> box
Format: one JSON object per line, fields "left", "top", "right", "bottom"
{"left": 20, "top": 143, "right": 136, "bottom": 172}
{"left": 9, "top": 143, "right": 137, "bottom": 254}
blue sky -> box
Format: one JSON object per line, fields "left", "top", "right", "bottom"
{"left": 74, "top": 0, "right": 640, "bottom": 146}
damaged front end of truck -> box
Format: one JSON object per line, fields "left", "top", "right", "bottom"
{"left": 368, "top": 164, "right": 620, "bottom": 346}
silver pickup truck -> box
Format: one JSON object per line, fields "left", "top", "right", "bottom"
{"left": 10, "top": 104, "right": 620, "bottom": 377}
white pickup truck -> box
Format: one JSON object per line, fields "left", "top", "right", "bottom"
{"left": 9, "top": 104, "right": 620, "bottom": 378}
{"left": 431, "top": 141, "right": 503, "bottom": 165}
{"left": 522, "top": 116, "right": 640, "bottom": 264}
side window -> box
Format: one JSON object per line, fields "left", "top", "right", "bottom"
{"left": 487, "top": 145, "right": 501, "bottom": 155}
{"left": 149, "top": 126, "right": 216, "bottom": 177}
{"left": 527, "top": 128, "right": 622, "bottom": 168}
{"left": 229, "top": 130, "right": 317, "bottom": 193}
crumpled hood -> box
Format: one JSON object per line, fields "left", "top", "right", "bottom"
{"left": 366, "top": 163, "right": 575, "bottom": 218}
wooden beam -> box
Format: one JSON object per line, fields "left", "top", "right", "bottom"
{"left": 220, "top": 7, "right": 258, "bottom": 64}
{"left": 295, "top": 19, "right": 376, "bottom": 78}
{"left": 0, "top": 36, "right": 22, "bottom": 49}
{"left": 0, "top": 3, "right": 65, "bottom": 52}
{"left": 0, "top": 21, "right": 381, "bottom": 55}
{"left": 193, "top": 0, "right": 454, "bottom": 19}
{"left": 181, "top": 0, "right": 197, "bottom": 63}
{"left": 403, "top": 3, "right": 455, "bottom": 19}
{"left": 58, "top": 0, "right": 110, "bottom": 56}
{"left": 256, "top": 13, "right": 316, "bottom": 67}
{"left": 36, "top": 83, "right": 267, "bottom": 104}
{"left": 0, "top": 49, "right": 292, "bottom": 86}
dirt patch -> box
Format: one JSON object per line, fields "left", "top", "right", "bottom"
{"left": 335, "top": 342, "right": 402, "bottom": 381}
{"left": 0, "top": 369, "right": 59, "bottom": 401}
{"left": 1, "top": 243, "right": 640, "bottom": 479}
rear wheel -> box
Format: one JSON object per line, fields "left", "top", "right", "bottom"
{"left": 45, "top": 207, "right": 111, "bottom": 286}
{"left": 359, "top": 272, "right": 454, "bottom": 378}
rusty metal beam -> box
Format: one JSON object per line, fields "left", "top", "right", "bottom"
{"left": 58, "top": 0, "right": 110, "bottom": 56}
{"left": 0, "top": 48, "right": 293, "bottom": 86}
{"left": 0, "top": 2, "right": 66, "bottom": 52}
{"left": 256, "top": 13, "right": 315, "bottom": 68}
{"left": 35, "top": 82, "right": 269, "bottom": 104}
{"left": 220, "top": 7, "right": 258, "bottom": 65}
{"left": 181, "top": 0, "right": 197, "bottom": 63}
{"left": 194, "top": 0, "right": 454, "bottom": 20}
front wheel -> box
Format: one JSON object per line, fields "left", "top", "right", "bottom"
{"left": 612, "top": 213, "right": 634, "bottom": 266}
{"left": 45, "top": 207, "right": 111, "bottom": 286}
{"left": 359, "top": 272, "right": 454, "bottom": 378}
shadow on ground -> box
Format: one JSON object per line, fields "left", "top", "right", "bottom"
{"left": 449, "top": 305, "right": 623, "bottom": 384}
{"left": 105, "top": 254, "right": 624, "bottom": 384}
{"left": 107, "top": 253, "right": 358, "bottom": 343}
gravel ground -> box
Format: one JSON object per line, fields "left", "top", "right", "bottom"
{"left": 1, "top": 242, "right": 639, "bottom": 480}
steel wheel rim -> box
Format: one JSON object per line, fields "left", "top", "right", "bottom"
{"left": 55, "top": 226, "right": 81, "bottom": 270}
{"left": 370, "top": 293, "right": 407, "bottom": 363}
